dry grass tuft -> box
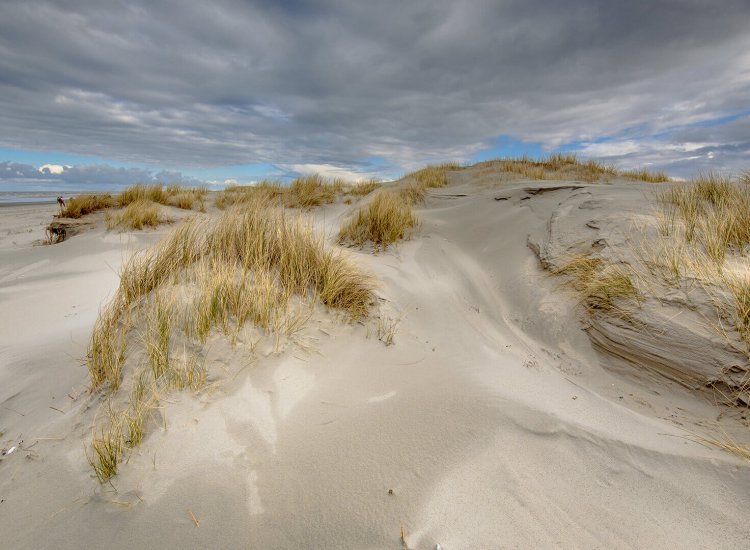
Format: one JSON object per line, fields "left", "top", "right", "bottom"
{"left": 393, "top": 162, "right": 459, "bottom": 205}
{"left": 117, "top": 183, "right": 206, "bottom": 211}
{"left": 60, "top": 194, "right": 115, "bottom": 218}
{"left": 686, "top": 429, "right": 750, "bottom": 462}
{"left": 286, "top": 175, "right": 341, "bottom": 208}
{"left": 556, "top": 255, "right": 639, "bottom": 313}
{"left": 621, "top": 167, "right": 670, "bottom": 183}
{"left": 86, "top": 303, "right": 127, "bottom": 390}
{"left": 171, "top": 186, "right": 207, "bottom": 210}
{"left": 106, "top": 199, "right": 164, "bottom": 230}
{"left": 215, "top": 175, "right": 350, "bottom": 210}
{"left": 723, "top": 272, "right": 750, "bottom": 348}
{"left": 214, "top": 181, "right": 285, "bottom": 209}
{"left": 377, "top": 313, "right": 401, "bottom": 346}
{"left": 339, "top": 191, "right": 419, "bottom": 249}
{"left": 118, "top": 183, "right": 168, "bottom": 206}
{"left": 88, "top": 424, "right": 123, "bottom": 482}
{"left": 345, "top": 180, "right": 382, "bottom": 197}
{"left": 407, "top": 162, "right": 459, "bottom": 189}
{"left": 145, "top": 294, "right": 171, "bottom": 379}
{"left": 397, "top": 184, "right": 427, "bottom": 205}
{"left": 658, "top": 172, "right": 750, "bottom": 264}
{"left": 167, "top": 353, "right": 208, "bottom": 391}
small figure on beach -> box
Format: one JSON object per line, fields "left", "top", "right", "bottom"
{"left": 57, "top": 195, "right": 66, "bottom": 208}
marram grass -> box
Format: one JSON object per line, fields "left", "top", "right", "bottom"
{"left": 85, "top": 201, "right": 375, "bottom": 481}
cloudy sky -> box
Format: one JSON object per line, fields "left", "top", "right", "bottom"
{"left": 1, "top": 0, "right": 749, "bottom": 189}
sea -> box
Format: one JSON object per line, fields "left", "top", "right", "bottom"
{"left": 0, "top": 191, "right": 63, "bottom": 205}
{"left": 0, "top": 183, "right": 129, "bottom": 206}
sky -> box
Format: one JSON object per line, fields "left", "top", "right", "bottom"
{"left": 0, "top": 0, "right": 749, "bottom": 190}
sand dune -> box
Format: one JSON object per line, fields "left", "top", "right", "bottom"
{"left": 1, "top": 168, "right": 749, "bottom": 549}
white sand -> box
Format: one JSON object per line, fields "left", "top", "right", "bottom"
{"left": 1, "top": 175, "right": 749, "bottom": 549}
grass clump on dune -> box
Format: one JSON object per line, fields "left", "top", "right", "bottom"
{"left": 556, "top": 254, "right": 639, "bottom": 314}
{"left": 59, "top": 194, "right": 115, "bottom": 218}
{"left": 214, "top": 181, "right": 285, "bottom": 209}
{"left": 398, "top": 183, "right": 427, "bottom": 205}
{"left": 285, "top": 175, "right": 342, "bottom": 208}
{"left": 118, "top": 183, "right": 167, "bottom": 206}
{"left": 339, "top": 191, "right": 419, "bottom": 249}
{"left": 87, "top": 424, "right": 123, "bottom": 482}
{"left": 394, "top": 162, "right": 459, "bottom": 205}
{"left": 87, "top": 303, "right": 127, "bottom": 390}
{"left": 105, "top": 199, "right": 167, "bottom": 230}
{"left": 407, "top": 162, "right": 460, "bottom": 189}
{"left": 85, "top": 202, "right": 375, "bottom": 480}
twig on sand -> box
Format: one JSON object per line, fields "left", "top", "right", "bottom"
{"left": 2, "top": 406, "right": 25, "bottom": 417}
{"left": 189, "top": 509, "right": 201, "bottom": 528}
{"left": 49, "top": 406, "right": 65, "bottom": 414}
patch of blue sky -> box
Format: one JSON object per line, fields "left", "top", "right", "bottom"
{"left": 651, "top": 109, "right": 750, "bottom": 140}
{"left": 470, "top": 135, "right": 546, "bottom": 163}
{"left": 358, "top": 156, "right": 401, "bottom": 180}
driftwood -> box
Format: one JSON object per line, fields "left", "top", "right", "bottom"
{"left": 46, "top": 222, "right": 67, "bottom": 243}
{"left": 45, "top": 219, "right": 95, "bottom": 244}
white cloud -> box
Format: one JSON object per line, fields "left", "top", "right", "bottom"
{"left": 284, "top": 163, "right": 381, "bottom": 182}
{"left": 38, "top": 163, "right": 68, "bottom": 175}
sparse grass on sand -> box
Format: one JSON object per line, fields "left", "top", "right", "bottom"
{"left": 86, "top": 201, "right": 375, "bottom": 480}
{"left": 59, "top": 194, "right": 115, "bottom": 218}
{"left": 657, "top": 172, "right": 750, "bottom": 264}
{"left": 105, "top": 199, "right": 166, "bottom": 230}
{"left": 339, "top": 190, "right": 419, "bottom": 249}
{"left": 685, "top": 428, "right": 750, "bottom": 462}
{"left": 476, "top": 153, "right": 669, "bottom": 183}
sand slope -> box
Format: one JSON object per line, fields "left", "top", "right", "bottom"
{"left": 1, "top": 175, "right": 749, "bottom": 549}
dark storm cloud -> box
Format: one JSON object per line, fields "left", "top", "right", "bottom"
{"left": 0, "top": 0, "right": 748, "bottom": 172}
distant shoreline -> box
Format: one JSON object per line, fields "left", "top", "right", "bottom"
{"left": 0, "top": 199, "right": 56, "bottom": 207}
